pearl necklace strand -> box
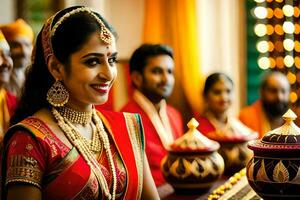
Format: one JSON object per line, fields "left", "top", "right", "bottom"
{"left": 52, "top": 107, "right": 117, "bottom": 200}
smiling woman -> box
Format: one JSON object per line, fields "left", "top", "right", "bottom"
{"left": 196, "top": 72, "right": 257, "bottom": 175}
{"left": 1, "top": 6, "right": 159, "bottom": 200}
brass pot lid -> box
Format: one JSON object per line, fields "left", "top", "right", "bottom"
{"left": 170, "top": 118, "right": 220, "bottom": 153}
{"left": 249, "top": 109, "right": 300, "bottom": 151}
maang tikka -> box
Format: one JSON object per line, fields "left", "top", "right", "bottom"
{"left": 47, "top": 80, "right": 69, "bottom": 107}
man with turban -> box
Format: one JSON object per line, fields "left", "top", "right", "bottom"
{"left": 0, "top": 30, "right": 16, "bottom": 139}
{"left": 0, "top": 19, "right": 34, "bottom": 96}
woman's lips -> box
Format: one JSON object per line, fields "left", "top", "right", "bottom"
{"left": 92, "top": 83, "right": 110, "bottom": 93}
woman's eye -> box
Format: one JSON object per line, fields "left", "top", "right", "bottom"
{"left": 108, "top": 57, "right": 117, "bottom": 66}
{"left": 85, "top": 58, "right": 100, "bottom": 67}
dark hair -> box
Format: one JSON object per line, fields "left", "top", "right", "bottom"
{"left": 129, "top": 44, "right": 173, "bottom": 73}
{"left": 10, "top": 6, "right": 117, "bottom": 125}
{"left": 203, "top": 72, "right": 233, "bottom": 96}
{"left": 260, "top": 70, "right": 288, "bottom": 90}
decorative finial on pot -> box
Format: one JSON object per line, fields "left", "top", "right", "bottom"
{"left": 282, "top": 109, "right": 297, "bottom": 123}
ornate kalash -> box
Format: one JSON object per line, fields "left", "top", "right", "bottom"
{"left": 161, "top": 118, "right": 224, "bottom": 194}
{"left": 204, "top": 117, "right": 258, "bottom": 176}
{"left": 247, "top": 109, "right": 300, "bottom": 200}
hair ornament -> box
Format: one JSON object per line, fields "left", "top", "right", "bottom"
{"left": 41, "top": 7, "right": 113, "bottom": 64}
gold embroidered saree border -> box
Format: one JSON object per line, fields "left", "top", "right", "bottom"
{"left": 6, "top": 155, "right": 42, "bottom": 189}
{"left": 123, "top": 112, "right": 144, "bottom": 200}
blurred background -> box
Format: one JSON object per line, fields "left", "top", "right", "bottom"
{"left": 1, "top": 0, "right": 299, "bottom": 125}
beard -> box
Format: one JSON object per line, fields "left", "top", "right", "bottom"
{"left": 262, "top": 100, "right": 289, "bottom": 118}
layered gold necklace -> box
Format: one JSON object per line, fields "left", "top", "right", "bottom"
{"left": 57, "top": 106, "right": 101, "bottom": 152}
{"left": 52, "top": 107, "right": 117, "bottom": 200}
{"left": 57, "top": 106, "right": 92, "bottom": 125}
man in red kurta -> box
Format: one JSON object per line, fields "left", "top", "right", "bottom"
{"left": 121, "top": 44, "right": 183, "bottom": 186}
{"left": 239, "top": 71, "right": 290, "bottom": 138}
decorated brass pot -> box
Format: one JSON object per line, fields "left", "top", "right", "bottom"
{"left": 205, "top": 117, "right": 258, "bottom": 176}
{"left": 161, "top": 118, "right": 224, "bottom": 193}
{"left": 247, "top": 109, "right": 300, "bottom": 200}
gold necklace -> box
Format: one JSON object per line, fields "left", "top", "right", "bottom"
{"left": 79, "top": 123, "right": 102, "bottom": 153}
{"left": 57, "top": 106, "right": 92, "bottom": 125}
{"left": 52, "top": 107, "right": 117, "bottom": 200}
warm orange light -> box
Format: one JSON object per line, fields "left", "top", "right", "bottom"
{"left": 275, "top": 0, "right": 283, "bottom": 2}
{"left": 295, "top": 23, "right": 300, "bottom": 34}
{"left": 274, "top": 8, "right": 284, "bottom": 19}
{"left": 276, "top": 56, "right": 284, "bottom": 68}
{"left": 295, "top": 56, "right": 300, "bottom": 69}
{"left": 267, "top": 8, "right": 273, "bottom": 19}
{"left": 274, "top": 24, "right": 284, "bottom": 35}
{"left": 268, "top": 41, "right": 274, "bottom": 52}
{"left": 274, "top": 41, "right": 284, "bottom": 52}
{"left": 269, "top": 57, "right": 276, "bottom": 68}
{"left": 266, "top": 24, "right": 274, "bottom": 35}
{"left": 266, "top": 0, "right": 273, "bottom": 2}
{"left": 294, "top": 7, "right": 300, "bottom": 17}
{"left": 290, "top": 92, "right": 298, "bottom": 103}
{"left": 295, "top": 41, "right": 300, "bottom": 52}
{"left": 287, "top": 71, "right": 296, "bottom": 84}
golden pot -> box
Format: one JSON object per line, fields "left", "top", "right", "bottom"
{"left": 161, "top": 118, "right": 224, "bottom": 193}
{"left": 247, "top": 109, "right": 300, "bottom": 200}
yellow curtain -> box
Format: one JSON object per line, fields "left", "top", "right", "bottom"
{"left": 143, "top": 0, "right": 203, "bottom": 114}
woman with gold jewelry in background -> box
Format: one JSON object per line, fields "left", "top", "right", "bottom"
{"left": 196, "top": 73, "right": 257, "bottom": 175}
{"left": 1, "top": 6, "right": 159, "bottom": 200}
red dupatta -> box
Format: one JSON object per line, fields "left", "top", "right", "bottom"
{"left": 98, "top": 109, "right": 144, "bottom": 200}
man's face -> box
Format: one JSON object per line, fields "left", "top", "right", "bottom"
{"left": 139, "top": 55, "right": 175, "bottom": 103}
{"left": 261, "top": 74, "right": 290, "bottom": 117}
{"left": 8, "top": 36, "right": 32, "bottom": 69}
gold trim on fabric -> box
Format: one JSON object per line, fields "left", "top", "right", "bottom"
{"left": 133, "top": 90, "right": 174, "bottom": 150}
{"left": 123, "top": 113, "right": 144, "bottom": 200}
{"left": 6, "top": 155, "right": 42, "bottom": 189}
{"left": 45, "top": 147, "right": 80, "bottom": 183}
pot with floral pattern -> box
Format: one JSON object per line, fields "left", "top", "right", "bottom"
{"left": 161, "top": 118, "right": 224, "bottom": 193}
{"left": 247, "top": 109, "right": 300, "bottom": 200}
{"left": 203, "top": 116, "right": 258, "bottom": 176}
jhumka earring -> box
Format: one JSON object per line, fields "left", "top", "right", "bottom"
{"left": 47, "top": 81, "right": 69, "bottom": 107}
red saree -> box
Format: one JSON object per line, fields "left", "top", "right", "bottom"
{"left": 1, "top": 109, "right": 144, "bottom": 200}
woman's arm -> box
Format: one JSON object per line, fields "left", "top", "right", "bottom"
{"left": 141, "top": 153, "right": 160, "bottom": 200}
{"left": 7, "top": 184, "right": 42, "bottom": 200}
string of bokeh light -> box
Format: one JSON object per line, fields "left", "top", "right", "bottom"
{"left": 253, "top": 0, "right": 300, "bottom": 103}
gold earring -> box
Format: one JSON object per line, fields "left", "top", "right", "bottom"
{"left": 47, "top": 80, "right": 69, "bottom": 107}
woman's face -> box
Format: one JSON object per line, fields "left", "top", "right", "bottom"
{"left": 62, "top": 31, "right": 117, "bottom": 110}
{"left": 205, "top": 78, "right": 233, "bottom": 114}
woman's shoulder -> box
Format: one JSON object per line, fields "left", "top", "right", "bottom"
{"left": 8, "top": 117, "right": 50, "bottom": 139}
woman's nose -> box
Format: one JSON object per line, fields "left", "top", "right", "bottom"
{"left": 98, "top": 63, "right": 115, "bottom": 81}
